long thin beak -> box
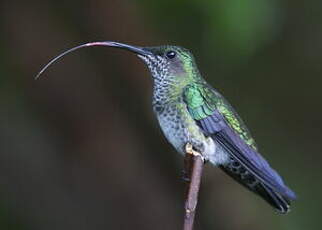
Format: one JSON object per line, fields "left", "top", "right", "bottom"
{"left": 105, "top": 41, "right": 152, "bottom": 56}
{"left": 35, "top": 41, "right": 152, "bottom": 79}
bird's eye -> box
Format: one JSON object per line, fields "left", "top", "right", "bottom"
{"left": 166, "top": 50, "right": 176, "bottom": 59}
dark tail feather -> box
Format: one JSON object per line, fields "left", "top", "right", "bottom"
{"left": 220, "top": 165, "right": 292, "bottom": 214}
{"left": 259, "top": 184, "right": 291, "bottom": 214}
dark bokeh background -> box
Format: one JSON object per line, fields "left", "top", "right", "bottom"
{"left": 1, "top": 0, "right": 321, "bottom": 229}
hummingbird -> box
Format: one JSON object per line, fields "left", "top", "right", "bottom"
{"left": 37, "top": 41, "right": 296, "bottom": 213}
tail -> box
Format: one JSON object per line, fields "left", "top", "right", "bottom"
{"left": 220, "top": 164, "right": 294, "bottom": 214}
{"left": 259, "top": 183, "right": 291, "bottom": 214}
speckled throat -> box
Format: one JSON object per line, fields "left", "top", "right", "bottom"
{"left": 138, "top": 55, "right": 179, "bottom": 110}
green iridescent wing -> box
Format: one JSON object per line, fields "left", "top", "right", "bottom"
{"left": 183, "top": 83, "right": 257, "bottom": 150}
{"left": 183, "top": 83, "right": 296, "bottom": 202}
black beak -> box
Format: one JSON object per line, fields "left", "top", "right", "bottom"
{"left": 102, "top": 41, "right": 152, "bottom": 56}
{"left": 36, "top": 41, "right": 152, "bottom": 79}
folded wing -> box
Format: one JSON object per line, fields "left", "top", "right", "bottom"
{"left": 183, "top": 83, "right": 296, "bottom": 212}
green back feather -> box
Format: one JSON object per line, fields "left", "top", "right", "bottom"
{"left": 184, "top": 83, "right": 257, "bottom": 150}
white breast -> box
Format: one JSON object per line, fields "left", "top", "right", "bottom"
{"left": 156, "top": 111, "right": 188, "bottom": 154}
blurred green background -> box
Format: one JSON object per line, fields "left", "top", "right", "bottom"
{"left": 1, "top": 0, "right": 321, "bottom": 229}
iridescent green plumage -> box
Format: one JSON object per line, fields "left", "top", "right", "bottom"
{"left": 184, "top": 83, "right": 257, "bottom": 150}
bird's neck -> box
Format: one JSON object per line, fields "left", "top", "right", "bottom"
{"left": 151, "top": 72, "right": 202, "bottom": 112}
{"left": 152, "top": 77, "right": 183, "bottom": 112}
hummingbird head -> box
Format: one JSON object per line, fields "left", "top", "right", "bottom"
{"left": 137, "top": 45, "right": 199, "bottom": 83}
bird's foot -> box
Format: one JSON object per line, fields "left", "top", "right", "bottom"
{"left": 185, "top": 143, "right": 205, "bottom": 163}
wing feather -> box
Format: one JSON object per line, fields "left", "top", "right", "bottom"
{"left": 183, "top": 84, "right": 296, "bottom": 201}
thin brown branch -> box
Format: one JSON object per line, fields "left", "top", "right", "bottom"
{"left": 183, "top": 143, "right": 205, "bottom": 230}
